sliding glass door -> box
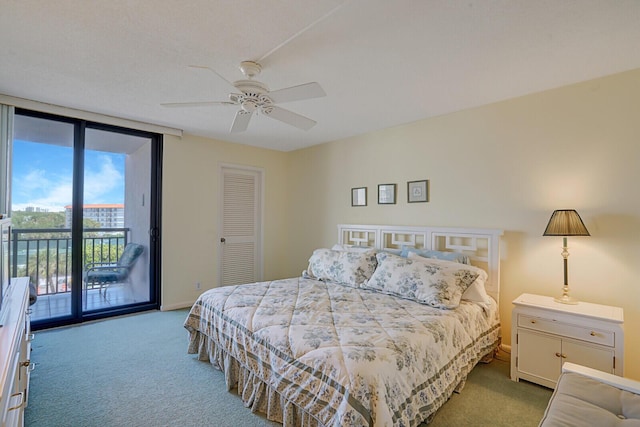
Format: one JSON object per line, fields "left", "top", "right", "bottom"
{"left": 82, "top": 127, "right": 153, "bottom": 312}
{"left": 11, "top": 110, "right": 161, "bottom": 328}
{"left": 12, "top": 114, "right": 75, "bottom": 320}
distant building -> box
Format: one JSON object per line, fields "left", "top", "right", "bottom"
{"left": 64, "top": 204, "right": 124, "bottom": 228}
{"left": 25, "top": 206, "right": 49, "bottom": 213}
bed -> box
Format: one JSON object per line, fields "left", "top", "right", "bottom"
{"left": 184, "top": 224, "right": 503, "bottom": 426}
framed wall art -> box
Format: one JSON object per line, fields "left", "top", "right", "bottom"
{"left": 351, "top": 187, "right": 367, "bottom": 207}
{"left": 408, "top": 180, "right": 429, "bottom": 203}
{"left": 378, "top": 184, "right": 396, "bottom": 205}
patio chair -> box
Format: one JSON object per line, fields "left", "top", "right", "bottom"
{"left": 83, "top": 243, "right": 144, "bottom": 301}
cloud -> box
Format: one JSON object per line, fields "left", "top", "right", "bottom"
{"left": 83, "top": 155, "right": 123, "bottom": 204}
{"left": 12, "top": 168, "right": 70, "bottom": 212}
{"left": 12, "top": 154, "right": 123, "bottom": 212}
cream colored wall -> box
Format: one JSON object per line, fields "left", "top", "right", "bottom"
{"left": 285, "top": 68, "right": 640, "bottom": 380}
{"left": 160, "top": 69, "right": 640, "bottom": 378}
{"left": 161, "top": 133, "right": 289, "bottom": 309}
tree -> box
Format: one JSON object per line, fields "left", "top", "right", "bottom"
{"left": 12, "top": 210, "right": 102, "bottom": 230}
{"left": 19, "top": 241, "right": 124, "bottom": 295}
{"left": 11, "top": 210, "right": 123, "bottom": 294}
{"left": 11, "top": 210, "right": 66, "bottom": 229}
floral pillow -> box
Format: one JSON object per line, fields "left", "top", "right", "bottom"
{"left": 363, "top": 252, "right": 480, "bottom": 309}
{"left": 407, "top": 252, "right": 492, "bottom": 309}
{"left": 304, "top": 248, "right": 378, "bottom": 287}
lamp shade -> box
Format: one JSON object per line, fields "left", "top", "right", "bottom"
{"left": 543, "top": 209, "right": 590, "bottom": 236}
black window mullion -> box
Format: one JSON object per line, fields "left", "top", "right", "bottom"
{"left": 71, "top": 121, "right": 85, "bottom": 316}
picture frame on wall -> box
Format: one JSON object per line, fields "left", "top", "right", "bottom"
{"left": 351, "top": 187, "right": 367, "bottom": 207}
{"left": 407, "top": 180, "right": 429, "bottom": 203}
{"left": 378, "top": 184, "right": 396, "bottom": 205}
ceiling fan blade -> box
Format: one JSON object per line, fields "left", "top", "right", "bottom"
{"left": 230, "top": 110, "right": 253, "bottom": 133}
{"left": 263, "top": 106, "right": 317, "bottom": 131}
{"left": 188, "top": 65, "right": 238, "bottom": 93}
{"left": 268, "top": 82, "right": 326, "bottom": 104}
{"left": 160, "top": 101, "right": 235, "bottom": 108}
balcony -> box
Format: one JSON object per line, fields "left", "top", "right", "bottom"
{"left": 12, "top": 227, "right": 135, "bottom": 321}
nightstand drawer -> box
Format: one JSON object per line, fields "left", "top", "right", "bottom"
{"left": 518, "top": 314, "right": 614, "bottom": 347}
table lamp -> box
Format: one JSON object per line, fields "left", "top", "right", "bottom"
{"left": 543, "top": 209, "right": 590, "bottom": 304}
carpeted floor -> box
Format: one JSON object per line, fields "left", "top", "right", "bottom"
{"left": 24, "top": 309, "right": 552, "bottom": 426}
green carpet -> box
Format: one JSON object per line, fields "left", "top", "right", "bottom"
{"left": 430, "top": 353, "right": 552, "bottom": 426}
{"left": 24, "top": 309, "right": 552, "bottom": 426}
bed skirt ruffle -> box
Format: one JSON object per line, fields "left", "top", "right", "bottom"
{"left": 187, "top": 327, "right": 499, "bottom": 427}
{"left": 188, "top": 329, "right": 323, "bottom": 426}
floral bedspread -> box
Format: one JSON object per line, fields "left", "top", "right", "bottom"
{"left": 184, "top": 277, "right": 500, "bottom": 427}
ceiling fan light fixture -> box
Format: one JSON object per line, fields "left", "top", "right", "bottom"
{"left": 241, "top": 100, "right": 258, "bottom": 113}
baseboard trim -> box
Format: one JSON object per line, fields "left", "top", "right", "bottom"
{"left": 160, "top": 301, "right": 195, "bottom": 311}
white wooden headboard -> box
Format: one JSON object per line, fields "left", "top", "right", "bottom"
{"left": 338, "top": 224, "right": 504, "bottom": 302}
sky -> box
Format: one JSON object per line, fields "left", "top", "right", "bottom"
{"left": 12, "top": 140, "right": 124, "bottom": 212}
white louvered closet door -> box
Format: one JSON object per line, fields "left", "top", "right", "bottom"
{"left": 220, "top": 167, "right": 262, "bottom": 287}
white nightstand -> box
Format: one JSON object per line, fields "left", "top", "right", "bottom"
{"left": 510, "top": 293, "right": 624, "bottom": 389}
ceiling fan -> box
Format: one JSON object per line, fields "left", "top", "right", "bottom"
{"left": 162, "top": 61, "right": 326, "bottom": 133}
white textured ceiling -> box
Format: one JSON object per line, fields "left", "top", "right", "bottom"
{"left": 1, "top": 0, "right": 640, "bottom": 151}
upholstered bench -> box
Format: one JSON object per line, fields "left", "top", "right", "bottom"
{"left": 540, "top": 363, "right": 640, "bottom": 426}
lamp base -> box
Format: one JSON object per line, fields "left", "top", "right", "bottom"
{"left": 554, "top": 295, "right": 579, "bottom": 305}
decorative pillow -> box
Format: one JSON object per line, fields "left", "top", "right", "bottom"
{"left": 305, "top": 248, "right": 377, "bottom": 287}
{"left": 407, "top": 252, "right": 492, "bottom": 308}
{"left": 364, "top": 252, "right": 479, "bottom": 309}
{"left": 400, "top": 246, "right": 470, "bottom": 264}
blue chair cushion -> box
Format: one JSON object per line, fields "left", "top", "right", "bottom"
{"left": 86, "top": 267, "right": 129, "bottom": 284}
{"left": 118, "top": 244, "right": 144, "bottom": 268}
{"left": 84, "top": 243, "right": 144, "bottom": 285}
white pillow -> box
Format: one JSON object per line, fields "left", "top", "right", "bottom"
{"left": 364, "top": 252, "right": 479, "bottom": 309}
{"left": 408, "top": 252, "right": 492, "bottom": 308}
{"left": 462, "top": 277, "right": 492, "bottom": 309}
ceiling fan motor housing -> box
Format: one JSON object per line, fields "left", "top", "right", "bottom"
{"left": 232, "top": 78, "right": 273, "bottom": 113}
{"left": 233, "top": 79, "right": 269, "bottom": 94}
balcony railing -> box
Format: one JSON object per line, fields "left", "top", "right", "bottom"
{"left": 11, "top": 228, "right": 129, "bottom": 296}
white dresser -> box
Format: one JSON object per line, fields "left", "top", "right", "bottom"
{"left": 510, "top": 293, "right": 624, "bottom": 389}
{"left": 0, "top": 278, "right": 33, "bottom": 427}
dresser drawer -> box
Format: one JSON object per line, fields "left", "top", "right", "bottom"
{"left": 518, "top": 314, "right": 614, "bottom": 347}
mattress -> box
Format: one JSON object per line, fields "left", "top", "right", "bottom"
{"left": 184, "top": 276, "right": 500, "bottom": 426}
